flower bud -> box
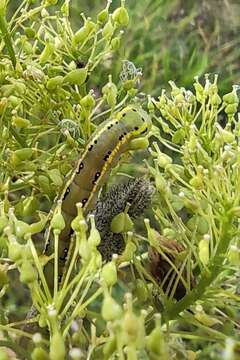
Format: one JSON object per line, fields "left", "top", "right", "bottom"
{"left": 49, "top": 332, "right": 65, "bottom": 360}
{"left": 64, "top": 68, "right": 88, "bottom": 86}
{"left": 49, "top": 169, "right": 63, "bottom": 187}
{"left": 101, "top": 294, "right": 122, "bottom": 321}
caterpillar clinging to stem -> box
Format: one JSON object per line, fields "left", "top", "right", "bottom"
{"left": 44, "top": 104, "right": 152, "bottom": 286}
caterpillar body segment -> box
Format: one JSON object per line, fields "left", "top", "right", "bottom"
{"left": 44, "top": 105, "right": 152, "bottom": 286}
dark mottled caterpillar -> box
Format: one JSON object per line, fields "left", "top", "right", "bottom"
{"left": 44, "top": 105, "right": 152, "bottom": 285}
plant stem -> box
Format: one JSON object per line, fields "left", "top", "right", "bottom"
{"left": 163, "top": 211, "right": 234, "bottom": 321}
{"left": 0, "top": 5, "right": 16, "bottom": 68}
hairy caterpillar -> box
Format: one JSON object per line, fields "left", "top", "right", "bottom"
{"left": 44, "top": 105, "right": 152, "bottom": 285}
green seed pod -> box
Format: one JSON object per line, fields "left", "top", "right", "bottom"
{"left": 157, "top": 153, "right": 172, "bottom": 168}
{"left": 22, "top": 196, "right": 39, "bottom": 217}
{"left": 223, "top": 91, "right": 239, "bottom": 104}
{"left": 49, "top": 332, "right": 65, "bottom": 360}
{"left": 46, "top": 0, "right": 58, "bottom": 4}
{"left": 80, "top": 92, "right": 95, "bottom": 110}
{"left": 127, "top": 88, "right": 138, "bottom": 97}
{"left": 119, "top": 239, "right": 136, "bottom": 263}
{"left": 64, "top": 68, "right": 88, "bottom": 86}
{"left": 88, "top": 215, "right": 101, "bottom": 248}
{"left": 31, "top": 347, "right": 49, "bottom": 360}
{"left": 211, "top": 93, "right": 221, "bottom": 107}
{"left": 174, "top": 93, "right": 185, "bottom": 104}
{"left": 103, "top": 336, "right": 117, "bottom": 360}
{"left": 8, "top": 241, "right": 23, "bottom": 262}
{"left": 123, "top": 79, "right": 135, "bottom": 91}
{"left": 0, "top": 265, "right": 8, "bottom": 287}
{"left": 12, "top": 116, "right": 30, "bottom": 129}
{"left": 0, "top": 349, "right": 9, "bottom": 360}
{"left": 220, "top": 129, "right": 235, "bottom": 143}
{"left": 38, "top": 314, "right": 47, "bottom": 328}
{"left": 123, "top": 312, "right": 139, "bottom": 344}
{"left": 14, "top": 148, "right": 33, "bottom": 161}
{"left": 102, "top": 18, "right": 114, "bottom": 40}
{"left": 135, "top": 279, "right": 148, "bottom": 302}
{"left": 155, "top": 174, "right": 167, "bottom": 193}
{"left": 51, "top": 212, "right": 65, "bottom": 232}
{"left": 162, "top": 228, "right": 176, "bottom": 239}
{"left": 189, "top": 175, "right": 203, "bottom": 189}
{"left": 101, "top": 294, "right": 122, "bottom": 321}
{"left": 38, "top": 175, "right": 51, "bottom": 194}
{"left": 48, "top": 169, "right": 63, "bottom": 187}
{"left": 29, "top": 213, "right": 48, "bottom": 234}
{"left": 129, "top": 137, "right": 149, "bottom": 150}
{"left": 72, "top": 19, "right": 96, "bottom": 46}
{"left": 97, "top": 8, "right": 108, "bottom": 24}
{"left": 78, "top": 236, "right": 91, "bottom": 262}
{"left": 20, "top": 261, "right": 37, "bottom": 284}
{"left": 146, "top": 316, "right": 163, "bottom": 355}
{"left": 15, "top": 220, "right": 30, "bottom": 240}
{"left": 102, "top": 76, "right": 117, "bottom": 109}
{"left": 1, "top": 84, "right": 15, "bottom": 97}
{"left": 0, "top": 215, "right": 8, "bottom": 233}
{"left": 101, "top": 260, "right": 117, "bottom": 287}
{"left": 228, "top": 245, "right": 240, "bottom": 266}
{"left": 111, "top": 212, "right": 133, "bottom": 233}
{"left": 225, "top": 103, "right": 238, "bottom": 115}
{"left": 110, "top": 36, "right": 121, "bottom": 50}
{"left": 198, "top": 238, "right": 209, "bottom": 266}
{"left": 112, "top": 1, "right": 129, "bottom": 27}
{"left": 197, "top": 217, "right": 209, "bottom": 235}
{"left": 25, "top": 27, "right": 36, "bottom": 39}
{"left": 46, "top": 76, "right": 64, "bottom": 91}
{"left": 39, "top": 42, "right": 55, "bottom": 64}
{"left": 8, "top": 95, "right": 21, "bottom": 107}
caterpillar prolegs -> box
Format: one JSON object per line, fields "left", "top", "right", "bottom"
{"left": 44, "top": 105, "right": 152, "bottom": 287}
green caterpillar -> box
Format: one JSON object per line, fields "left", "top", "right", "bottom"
{"left": 44, "top": 105, "right": 152, "bottom": 284}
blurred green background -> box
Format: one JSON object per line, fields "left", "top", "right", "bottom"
{"left": 8, "top": 0, "right": 240, "bottom": 94}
